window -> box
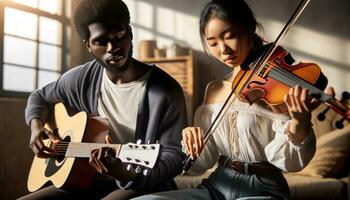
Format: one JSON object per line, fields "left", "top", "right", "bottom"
{"left": 0, "top": 0, "right": 71, "bottom": 97}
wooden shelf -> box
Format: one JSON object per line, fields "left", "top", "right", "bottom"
{"left": 141, "top": 55, "right": 197, "bottom": 124}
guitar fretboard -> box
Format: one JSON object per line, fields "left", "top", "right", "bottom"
{"left": 62, "top": 143, "right": 121, "bottom": 158}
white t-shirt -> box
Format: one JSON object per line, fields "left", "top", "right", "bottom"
{"left": 97, "top": 68, "right": 152, "bottom": 144}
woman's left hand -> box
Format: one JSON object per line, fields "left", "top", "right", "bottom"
{"left": 284, "top": 85, "right": 311, "bottom": 122}
{"left": 284, "top": 86, "right": 336, "bottom": 144}
{"left": 283, "top": 85, "right": 312, "bottom": 144}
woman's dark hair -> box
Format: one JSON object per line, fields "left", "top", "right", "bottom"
{"left": 73, "top": 0, "right": 130, "bottom": 40}
{"left": 199, "top": 0, "right": 263, "bottom": 51}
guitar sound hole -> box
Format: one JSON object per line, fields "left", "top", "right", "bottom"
{"left": 45, "top": 136, "right": 71, "bottom": 177}
{"left": 55, "top": 136, "right": 71, "bottom": 163}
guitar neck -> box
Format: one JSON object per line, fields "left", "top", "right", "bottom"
{"left": 61, "top": 143, "right": 121, "bottom": 158}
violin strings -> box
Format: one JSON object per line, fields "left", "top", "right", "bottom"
{"left": 271, "top": 64, "right": 315, "bottom": 90}
{"left": 250, "top": 52, "right": 302, "bottom": 86}
{"left": 256, "top": 60, "right": 312, "bottom": 89}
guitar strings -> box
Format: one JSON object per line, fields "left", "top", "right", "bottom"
{"left": 48, "top": 142, "right": 121, "bottom": 156}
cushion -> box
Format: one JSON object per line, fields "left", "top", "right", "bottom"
{"left": 283, "top": 173, "right": 347, "bottom": 200}
{"left": 296, "top": 125, "right": 350, "bottom": 178}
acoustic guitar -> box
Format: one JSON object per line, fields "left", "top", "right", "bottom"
{"left": 27, "top": 103, "right": 160, "bottom": 192}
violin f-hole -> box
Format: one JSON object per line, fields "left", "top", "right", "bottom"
{"left": 247, "top": 79, "right": 268, "bottom": 89}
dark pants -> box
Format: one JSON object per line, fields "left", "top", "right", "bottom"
{"left": 201, "top": 163, "right": 290, "bottom": 200}
{"left": 18, "top": 179, "right": 175, "bottom": 200}
{"left": 133, "top": 158, "right": 290, "bottom": 200}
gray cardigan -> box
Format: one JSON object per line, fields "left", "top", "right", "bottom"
{"left": 25, "top": 59, "right": 188, "bottom": 190}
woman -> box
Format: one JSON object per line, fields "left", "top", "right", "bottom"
{"left": 134, "top": 0, "right": 329, "bottom": 199}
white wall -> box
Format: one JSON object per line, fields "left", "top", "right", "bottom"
{"left": 124, "top": 0, "right": 350, "bottom": 100}
{"left": 125, "top": 0, "right": 206, "bottom": 53}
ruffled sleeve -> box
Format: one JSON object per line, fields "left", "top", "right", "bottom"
{"left": 265, "top": 119, "right": 316, "bottom": 172}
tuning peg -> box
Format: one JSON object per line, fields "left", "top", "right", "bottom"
{"left": 335, "top": 117, "right": 345, "bottom": 129}
{"left": 155, "top": 140, "right": 159, "bottom": 144}
{"left": 147, "top": 140, "right": 151, "bottom": 144}
{"left": 317, "top": 107, "right": 330, "bottom": 121}
{"left": 135, "top": 166, "right": 142, "bottom": 173}
{"left": 341, "top": 91, "right": 350, "bottom": 102}
{"left": 136, "top": 139, "right": 142, "bottom": 144}
{"left": 143, "top": 169, "right": 150, "bottom": 176}
{"left": 127, "top": 164, "right": 133, "bottom": 171}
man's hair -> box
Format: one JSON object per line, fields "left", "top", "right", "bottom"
{"left": 73, "top": 0, "right": 130, "bottom": 40}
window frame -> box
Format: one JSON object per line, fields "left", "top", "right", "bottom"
{"left": 0, "top": 0, "right": 71, "bottom": 98}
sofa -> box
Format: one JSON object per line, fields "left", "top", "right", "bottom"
{"left": 174, "top": 104, "right": 350, "bottom": 200}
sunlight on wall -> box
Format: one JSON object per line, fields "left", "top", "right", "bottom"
{"left": 260, "top": 19, "right": 350, "bottom": 66}
{"left": 156, "top": 7, "right": 201, "bottom": 49}
{"left": 174, "top": 12, "right": 202, "bottom": 49}
{"left": 135, "top": 1, "right": 154, "bottom": 29}
{"left": 157, "top": 7, "right": 175, "bottom": 36}
{"left": 258, "top": 18, "right": 350, "bottom": 94}
{"left": 125, "top": 0, "right": 202, "bottom": 58}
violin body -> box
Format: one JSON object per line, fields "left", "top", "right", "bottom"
{"left": 232, "top": 46, "right": 328, "bottom": 113}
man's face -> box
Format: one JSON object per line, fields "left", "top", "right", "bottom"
{"left": 86, "top": 22, "right": 133, "bottom": 71}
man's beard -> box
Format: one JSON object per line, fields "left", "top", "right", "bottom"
{"left": 95, "top": 43, "right": 134, "bottom": 72}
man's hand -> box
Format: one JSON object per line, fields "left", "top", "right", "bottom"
{"left": 89, "top": 135, "right": 137, "bottom": 182}
{"left": 30, "top": 118, "right": 61, "bottom": 158}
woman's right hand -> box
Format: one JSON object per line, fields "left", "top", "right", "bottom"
{"left": 30, "top": 118, "right": 61, "bottom": 158}
{"left": 182, "top": 127, "right": 204, "bottom": 160}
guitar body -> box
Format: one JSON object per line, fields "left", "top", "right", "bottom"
{"left": 27, "top": 103, "right": 109, "bottom": 192}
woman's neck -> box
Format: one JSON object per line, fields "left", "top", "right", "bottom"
{"left": 226, "top": 66, "right": 241, "bottom": 82}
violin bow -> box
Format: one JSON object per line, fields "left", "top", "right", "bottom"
{"left": 182, "top": 0, "right": 311, "bottom": 174}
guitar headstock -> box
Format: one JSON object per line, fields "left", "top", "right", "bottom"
{"left": 118, "top": 143, "right": 160, "bottom": 170}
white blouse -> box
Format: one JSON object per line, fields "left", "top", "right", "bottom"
{"left": 188, "top": 99, "right": 316, "bottom": 175}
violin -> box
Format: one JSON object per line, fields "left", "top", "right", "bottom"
{"left": 232, "top": 45, "right": 350, "bottom": 127}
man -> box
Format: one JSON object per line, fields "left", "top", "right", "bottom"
{"left": 20, "top": 0, "right": 187, "bottom": 199}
